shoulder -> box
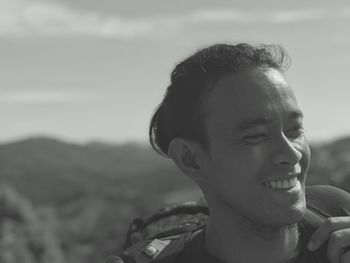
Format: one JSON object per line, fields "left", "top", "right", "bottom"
{"left": 306, "top": 185, "right": 350, "bottom": 217}
{"left": 110, "top": 200, "right": 208, "bottom": 263}
{"left": 112, "top": 225, "right": 204, "bottom": 263}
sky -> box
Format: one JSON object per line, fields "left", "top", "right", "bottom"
{"left": 0, "top": 0, "right": 349, "bottom": 144}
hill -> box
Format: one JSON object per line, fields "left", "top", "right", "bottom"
{"left": 0, "top": 137, "right": 201, "bottom": 263}
{"left": 1, "top": 136, "right": 350, "bottom": 263}
{"left": 0, "top": 137, "right": 197, "bottom": 205}
{"left": 308, "top": 137, "right": 350, "bottom": 190}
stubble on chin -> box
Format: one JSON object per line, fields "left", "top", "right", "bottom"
{"left": 241, "top": 215, "right": 299, "bottom": 241}
{"left": 228, "top": 198, "right": 306, "bottom": 241}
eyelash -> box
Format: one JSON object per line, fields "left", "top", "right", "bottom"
{"left": 240, "top": 125, "right": 304, "bottom": 144}
{"left": 241, "top": 133, "right": 267, "bottom": 144}
{"left": 285, "top": 125, "right": 304, "bottom": 139}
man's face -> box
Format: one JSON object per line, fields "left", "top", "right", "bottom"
{"left": 200, "top": 67, "right": 310, "bottom": 228}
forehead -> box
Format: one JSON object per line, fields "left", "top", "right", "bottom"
{"left": 205, "top": 68, "right": 301, "bottom": 129}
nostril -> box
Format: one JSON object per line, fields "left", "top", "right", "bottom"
{"left": 273, "top": 139, "right": 302, "bottom": 166}
{"left": 280, "top": 161, "right": 291, "bottom": 165}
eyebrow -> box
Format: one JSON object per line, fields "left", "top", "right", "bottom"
{"left": 288, "top": 110, "right": 304, "bottom": 120}
{"left": 236, "top": 110, "right": 304, "bottom": 131}
{"left": 236, "top": 117, "right": 271, "bottom": 131}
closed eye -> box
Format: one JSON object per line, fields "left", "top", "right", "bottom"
{"left": 285, "top": 126, "right": 304, "bottom": 139}
{"left": 242, "top": 133, "right": 268, "bottom": 144}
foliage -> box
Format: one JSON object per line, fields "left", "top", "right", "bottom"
{"left": 0, "top": 137, "right": 350, "bottom": 263}
{"left": 0, "top": 185, "right": 65, "bottom": 263}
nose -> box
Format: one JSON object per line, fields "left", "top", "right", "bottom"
{"left": 272, "top": 133, "right": 302, "bottom": 167}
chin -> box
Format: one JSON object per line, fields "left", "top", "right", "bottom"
{"left": 272, "top": 202, "right": 306, "bottom": 228}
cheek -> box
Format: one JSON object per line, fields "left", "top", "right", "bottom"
{"left": 209, "top": 145, "right": 267, "bottom": 183}
{"left": 232, "top": 147, "right": 267, "bottom": 178}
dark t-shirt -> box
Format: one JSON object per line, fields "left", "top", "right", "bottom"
{"left": 117, "top": 185, "right": 350, "bottom": 263}
{"left": 173, "top": 185, "right": 350, "bottom": 263}
{"left": 175, "top": 222, "right": 310, "bottom": 263}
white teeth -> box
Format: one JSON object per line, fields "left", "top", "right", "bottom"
{"left": 265, "top": 177, "right": 298, "bottom": 189}
{"left": 288, "top": 178, "right": 294, "bottom": 186}
{"left": 282, "top": 180, "right": 289, "bottom": 188}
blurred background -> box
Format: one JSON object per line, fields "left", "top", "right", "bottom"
{"left": 0, "top": 0, "right": 349, "bottom": 262}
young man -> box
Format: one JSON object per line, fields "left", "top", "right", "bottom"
{"left": 114, "top": 44, "right": 350, "bottom": 263}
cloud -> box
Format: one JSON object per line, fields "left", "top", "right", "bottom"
{"left": 0, "top": 90, "right": 102, "bottom": 104}
{"left": 189, "top": 9, "right": 259, "bottom": 23}
{"left": 0, "top": 0, "right": 153, "bottom": 38}
{"left": 188, "top": 8, "right": 332, "bottom": 25}
{"left": 0, "top": 0, "right": 348, "bottom": 39}
{"left": 337, "top": 6, "right": 350, "bottom": 18}
{"left": 270, "top": 9, "right": 326, "bottom": 24}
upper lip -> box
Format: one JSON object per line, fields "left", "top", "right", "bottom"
{"left": 263, "top": 172, "right": 301, "bottom": 183}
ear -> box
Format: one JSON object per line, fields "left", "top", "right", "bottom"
{"left": 168, "top": 138, "right": 205, "bottom": 182}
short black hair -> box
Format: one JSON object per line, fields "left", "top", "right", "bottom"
{"left": 149, "top": 43, "right": 290, "bottom": 157}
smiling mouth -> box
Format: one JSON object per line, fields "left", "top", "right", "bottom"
{"left": 263, "top": 176, "right": 299, "bottom": 190}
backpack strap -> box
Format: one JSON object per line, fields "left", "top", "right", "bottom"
{"left": 305, "top": 203, "right": 330, "bottom": 229}
{"left": 113, "top": 225, "right": 201, "bottom": 263}
{"left": 300, "top": 185, "right": 350, "bottom": 263}
{"left": 303, "top": 184, "right": 350, "bottom": 235}
{"left": 124, "top": 201, "right": 208, "bottom": 248}
{"left": 111, "top": 185, "right": 350, "bottom": 263}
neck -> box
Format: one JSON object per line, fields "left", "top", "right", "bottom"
{"left": 204, "top": 203, "right": 299, "bottom": 263}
